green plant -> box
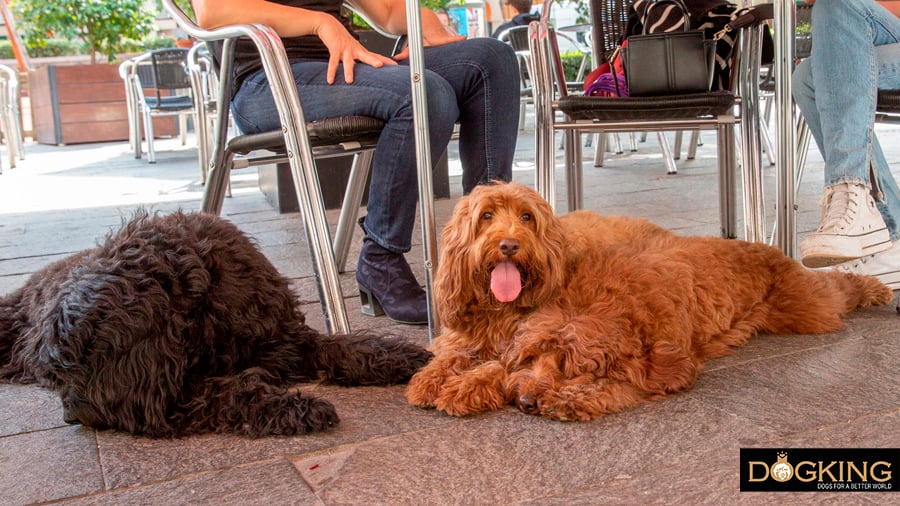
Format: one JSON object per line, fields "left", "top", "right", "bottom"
{"left": 561, "top": 51, "right": 590, "bottom": 82}
{"left": 795, "top": 22, "right": 812, "bottom": 36}
{"left": 142, "top": 36, "right": 179, "bottom": 51}
{"left": 11, "top": 0, "right": 156, "bottom": 64}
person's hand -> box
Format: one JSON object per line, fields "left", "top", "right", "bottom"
{"left": 313, "top": 13, "right": 397, "bottom": 83}
{"left": 393, "top": 30, "right": 466, "bottom": 61}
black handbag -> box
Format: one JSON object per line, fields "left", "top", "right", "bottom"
{"left": 622, "top": 0, "right": 716, "bottom": 96}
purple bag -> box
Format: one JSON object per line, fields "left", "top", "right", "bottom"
{"left": 584, "top": 72, "right": 629, "bottom": 97}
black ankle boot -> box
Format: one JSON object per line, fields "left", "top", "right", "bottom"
{"left": 356, "top": 237, "right": 428, "bottom": 325}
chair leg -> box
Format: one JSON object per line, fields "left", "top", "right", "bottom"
{"left": 142, "top": 109, "right": 157, "bottom": 164}
{"left": 612, "top": 133, "right": 623, "bottom": 154}
{"left": 687, "top": 130, "right": 700, "bottom": 160}
{"left": 564, "top": 129, "right": 583, "bottom": 211}
{"left": 334, "top": 150, "right": 373, "bottom": 272}
{"left": 658, "top": 132, "right": 678, "bottom": 175}
{"left": 593, "top": 132, "right": 606, "bottom": 167}
{"left": 717, "top": 122, "right": 738, "bottom": 240}
{"left": 673, "top": 131, "right": 683, "bottom": 160}
{"left": 519, "top": 99, "right": 527, "bottom": 131}
{"left": 179, "top": 113, "right": 188, "bottom": 146}
{"left": 201, "top": 149, "right": 234, "bottom": 215}
{"left": 759, "top": 115, "right": 776, "bottom": 166}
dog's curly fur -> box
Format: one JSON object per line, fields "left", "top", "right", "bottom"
{"left": 405, "top": 182, "right": 893, "bottom": 420}
{"left": 0, "top": 210, "right": 431, "bottom": 437}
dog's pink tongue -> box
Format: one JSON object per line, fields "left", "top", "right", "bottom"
{"left": 490, "top": 261, "right": 522, "bottom": 302}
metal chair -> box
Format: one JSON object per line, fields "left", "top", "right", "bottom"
{"left": 529, "top": 0, "right": 773, "bottom": 241}
{"left": 186, "top": 43, "right": 220, "bottom": 184}
{"left": 0, "top": 64, "right": 25, "bottom": 169}
{"left": 497, "top": 26, "right": 534, "bottom": 131}
{"left": 121, "top": 48, "right": 197, "bottom": 163}
{"left": 161, "top": 0, "right": 438, "bottom": 335}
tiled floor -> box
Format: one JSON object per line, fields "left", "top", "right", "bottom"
{"left": 0, "top": 122, "right": 897, "bottom": 505}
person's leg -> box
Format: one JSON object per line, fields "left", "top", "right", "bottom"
{"left": 873, "top": 43, "right": 900, "bottom": 241}
{"left": 792, "top": 0, "right": 900, "bottom": 266}
{"left": 413, "top": 37, "right": 520, "bottom": 192}
{"left": 233, "top": 61, "right": 458, "bottom": 252}
{"left": 233, "top": 61, "right": 460, "bottom": 323}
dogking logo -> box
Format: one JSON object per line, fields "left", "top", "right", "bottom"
{"left": 770, "top": 452, "right": 793, "bottom": 482}
{"left": 740, "top": 448, "right": 898, "bottom": 492}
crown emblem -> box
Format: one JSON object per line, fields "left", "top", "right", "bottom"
{"left": 771, "top": 452, "right": 793, "bottom": 482}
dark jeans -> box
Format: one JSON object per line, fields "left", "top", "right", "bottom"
{"left": 232, "top": 37, "right": 521, "bottom": 252}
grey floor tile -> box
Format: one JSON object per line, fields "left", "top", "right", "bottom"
{"left": 289, "top": 394, "right": 775, "bottom": 505}
{"left": 0, "top": 383, "right": 67, "bottom": 436}
{"left": 95, "top": 385, "right": 451, "bottom": 489}
{"left": 0, "top": 425, "right": 103, "bottom": 506}
{"left": 56, "top": 459, "right": 318, "bottom": 506}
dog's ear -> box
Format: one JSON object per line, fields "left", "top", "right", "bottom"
{"left": 435, "top": 194, "right": 480, "bottom": 329}
{"left": 520, "top": 191, "right": 567, "bottom": 307}
{"left": 35, "top": 277, "right": 186, "bottom": 436}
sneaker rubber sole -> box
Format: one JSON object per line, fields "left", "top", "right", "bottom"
{"left": 800, "top": 229, "right": 892, "bottom": 268}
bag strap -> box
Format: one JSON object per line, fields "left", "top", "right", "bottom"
{"left": 713, "top": 3, "right": 775, "bottom": 41}
{"left": 640, "top": 0, "right": 692, "bottom": 34}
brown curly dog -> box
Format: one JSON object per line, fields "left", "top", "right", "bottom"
{"left": 405, "top": 182, "right": 892, "bottom": 421}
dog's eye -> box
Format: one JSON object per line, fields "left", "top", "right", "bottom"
{"left": 521, "top": 213, "right": 532, "bottom": 222}
{"left": 481, "top": 212, "right": 493, "bottom": 221}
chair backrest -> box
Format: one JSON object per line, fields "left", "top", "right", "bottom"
{"left": 150, "top": 48, "right": 193, "bottom": 91}
{"left": 500, "top": 25, "right": 530, "bottom": 52}
{"left": 590, "top": 0, "right": 629, "bottom": 60}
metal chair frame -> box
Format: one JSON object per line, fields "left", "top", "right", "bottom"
{"left": 529, "top": 0, "right": 771, "bottom": 242}
{"left": 0, "top": 63, "right": 25, "bottom": 170}
{"left": 121, "top": 48, "right": 197, "bottom": 163}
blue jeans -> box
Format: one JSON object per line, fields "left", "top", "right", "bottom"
{"left": 792, "top": 0, "right": 900, "bottom": 241}
{"left": 232, "top": 37, "right": 520, "bottom": 253}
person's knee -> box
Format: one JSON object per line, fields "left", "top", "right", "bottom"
{"left": 473, "top": 37, "right": 519, "bottom": 76}
{"left": 423, "top": 74, "right": 459, "bottom": 135}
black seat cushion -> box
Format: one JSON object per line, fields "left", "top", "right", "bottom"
{"left": 558, "top": 90, "right": 735, "bottom": 121}
{"left": 146, "top": 95, "right": 195, "bottom": 111}
{"left": 877, "top": 89, "right": 900, "bottom": 113}
{"left": 227, "top": 116, "right": 385, "bottom": 155}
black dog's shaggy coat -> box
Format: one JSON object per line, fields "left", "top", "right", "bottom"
{"left": 0, "top": 210, "right": 431, "bottom": 437}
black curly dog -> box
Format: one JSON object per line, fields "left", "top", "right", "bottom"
{"left": 0, "top": 210, "right": 431, "bottom": 437}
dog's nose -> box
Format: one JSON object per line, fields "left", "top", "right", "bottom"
{"left": 517, "top": 393, "right": 539, "bottom": 414}
{"left": 499, "top": 238, "right": 519, "bottom": 257}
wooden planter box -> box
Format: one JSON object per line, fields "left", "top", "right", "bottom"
{"left": 29, "top": 63, "right": 176, "bottom": 145}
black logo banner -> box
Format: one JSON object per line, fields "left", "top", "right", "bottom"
{"left": 740, "top": 448, "right": 897, "bottom": 492}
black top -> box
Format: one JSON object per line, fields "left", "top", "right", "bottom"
{"left": 208, "top": 0, "right": 357, "bottom": 91}
{"left": 491, "top": 12, "right": 540, "bottom": 38}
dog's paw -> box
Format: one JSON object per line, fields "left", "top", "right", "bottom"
{"left": 405, "top": 369, "right": 444, "bottom": 408}
{"left": 531, "top": 385, "right": 606, "bottom": 422}
{"left": 537, "top": 395, "right": 593, "bottom": 422}
{"left": 433, "top": 370, "right": 507, "bottom": 417}
{"left": 246, "top": 395, "right": 339, "bottom": 437}
{"left": 512, "top": 385, "right": 596, "bottom": 421}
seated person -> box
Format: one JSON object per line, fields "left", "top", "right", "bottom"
{"left": 491, "top": 0, "right": 541, "bottom": 38}
{"left": 194, "top": 0, "right": 522, "bottom": 323}
{"left": 793, "top": 0, "right": 900, "bottom": 289}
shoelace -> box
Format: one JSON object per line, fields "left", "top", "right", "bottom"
{"left": 818, "top": 185, "right": 862, "bottom": 232}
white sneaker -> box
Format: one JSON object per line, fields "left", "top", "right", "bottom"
{"left": 834, "top": 240, "right": 900, "bottom": 290}
{"left": 800, "top": 182, "right": 891, "bottom": 268}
